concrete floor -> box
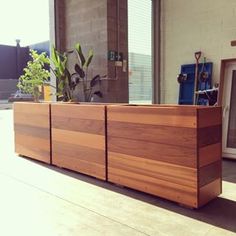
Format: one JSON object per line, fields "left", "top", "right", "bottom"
{"left": 0, "top": 110, "right": 236, "bottom": 236}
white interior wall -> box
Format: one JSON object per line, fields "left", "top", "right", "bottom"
{"left": 160, "top": 0, "right": 236, "bottom": 103}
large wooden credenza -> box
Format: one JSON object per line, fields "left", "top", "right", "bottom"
{"left": 107, "top": 105, "right": 222, "bottom": 208}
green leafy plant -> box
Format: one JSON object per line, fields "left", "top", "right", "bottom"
{"left": 51, "top": 43, "right": 104, "bottom": 102}
{"left": 17, "top": 49, "right": 50, "bottom": 102}
{"left": 71, "top": 42, "right": 103, "bottom": 102}
{"left": 51, "top": 46, "right": 72, "bottom": 101}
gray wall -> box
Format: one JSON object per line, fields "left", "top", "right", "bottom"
{"left": 54, "top": 0, "right": 129, "bottom": 103}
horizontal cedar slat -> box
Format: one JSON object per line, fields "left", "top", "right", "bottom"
{"left": 14, "top": 113, "right": 49, "bottom": 128}
{"left": 15, "top": 143, "right": 50, "bottom": 163}
{"left": 15, "top": 133, "right": 50, "bottom": 151}
{"left": 108, "top": 121, "right": 196, "bottom": 147}
{"left": 199, "top": 161, "right": 221, "bottom": 187}
{"left": 198, "top": 107, "right": 222, "bottom": 128}
{"left": 199, "top": 143, "right": 222, "bottom": 167}
{"left": 109, "top": 152, "right": 197, "bottom": 188}
{"left": 108, "top": 171, "right": 197, "bottom": 207}
{"left": 14, "top": 124, "right": 49, "bottom": 139}
{"left": 107, "top": 106, "right": 197, "bottom": 128}
{"left": 52, "top": 128, "right": 105, "bottom": 151}
{"left": 108, "top": 136, "right": 197, "bottom": 168}
{"left": 53, "top": 154, "right": 105, "bottom": 180}
{"left": 198, "top": 125, "right": 221, "bottom": 147}
{"left": 52, "top": 116, "right": 104, "bottom": 135}
{"left": 13, "top": 102, "right": 49, "bottom": 115}
{"left": 198, "top": 178, "right": 221, "bottom": 207}
{"left": 109, "top": 168, "right": 196, "bottom": 194}
{"left": 53, "top": 141, "right": 105, "bottom": 165}
{"left": 51, "top": 104, "right": 105, "bottom": 121}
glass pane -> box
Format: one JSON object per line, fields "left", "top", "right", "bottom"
{"left": 128, "top": 0, "right": 152, "bottom": 104}
{"left": 227, "top": 70, "right": 236, "bottom": 148}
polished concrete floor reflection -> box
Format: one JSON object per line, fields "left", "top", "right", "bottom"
{"left": 0, "top": 110, "right": 236, "bottom": 236}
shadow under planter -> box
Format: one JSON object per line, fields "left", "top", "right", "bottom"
{"left": 13, "top": 102, "right": 51, "bottom": 164}
{"left": 107, "top": 105, "right": 222, "bottom": 208}
{"left": 51, "top": 103, "right": 106, "bottom": 180}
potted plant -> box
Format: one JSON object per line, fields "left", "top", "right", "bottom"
{"left": 51, "top": 43, "right": 104, "bottom": 102}
{"left": 50, "top": 43, "right": 106, "bottom": 180}
{"left": 13, "top": 50, "right": 51, "bottom": 164}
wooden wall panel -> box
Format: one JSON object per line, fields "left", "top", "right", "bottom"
{"left": 107, "top": 105, "right": 222, "bottom": 208}
{"left": 13, "top": 102, "right": 51, "bottom": 164}
{"left": 51, "top": 104, "right": 106, "bottom": 180}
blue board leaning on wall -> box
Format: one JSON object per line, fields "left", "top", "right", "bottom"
{"left": 178, "top": 62, "right": 213, "bottom": 105}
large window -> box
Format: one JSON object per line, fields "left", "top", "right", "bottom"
{"left": 128, "top": 0, "right": 152, "bottom": 104}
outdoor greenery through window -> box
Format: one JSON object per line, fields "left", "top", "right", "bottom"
{"left": 128, "top": 0, "right": 152, "bottom": 104}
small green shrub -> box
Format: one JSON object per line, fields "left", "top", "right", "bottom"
{"left": 17, "top": 49, "right": 50, "bottom": 102}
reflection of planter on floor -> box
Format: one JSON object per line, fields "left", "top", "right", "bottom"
{"left": 14, "top": 102, "right": 51, "bottom": 164}
{"left": 51, "top": 103, "right": 106, "bottom": 180}
{"left": 107, "top": 105, "right": 222, "bottom": 208}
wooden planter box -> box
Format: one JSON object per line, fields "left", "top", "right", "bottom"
{"left": 51, "top": 103, "right": 106, "bottom": 180}
{"left": 13, "top": 102, "right": 51, "bottom": 164}
{"left": 107, "top": 105, "right": 222, "bottom": 208}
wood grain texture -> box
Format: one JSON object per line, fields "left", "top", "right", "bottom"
{"left": 13, "top": 102, "right": 51, "bottom": 164}
{"left": 197, "top": 107, "right": 222, "bottom": 128}
{"left": 107, "top": 105, "right": 222, "bottom": 208}
{"left": 199, "top": 143, "right": 221, "bottom": 168}
{"left": 108, "top": 153, "right": 197, "bottom": 207}
{"left": 107, "top": 106, "right": 197, "bottom": 128}
{"left": 197, "top": 107, "right": 222, "bottom": 207}
{"left": 52, "top": 116, "right": 104, "bottom": 135}
{"left": 109, "top": 152, "right": 197, "bottom": 188}
{"left": 108, "top": 136, "right": 197, "bottom": 168}
{"left": 108, "top": 121, "right": 196, "bottom": 148}
{"left": 198, "top": 125, "right": 221, "bottom": 147}
{"left": 52, "top": 103, "right": 104, "bottom": 120}
{"left": 51, "top": 104, "right": 106, "bottom": 180}
{"left": 52, "top": 128, "right": 105, "bottom": 150}
{"left": 53, "top": 141, "right": 105, "bottom": 179}
{"left": 199, "top": 161, "right": 221, "bottom": 187}
{"left": 14, "top": 112, "right": 49, "bottom": 128}
{"left": 198, "top": 178, "right": 221, "bottom": 207}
